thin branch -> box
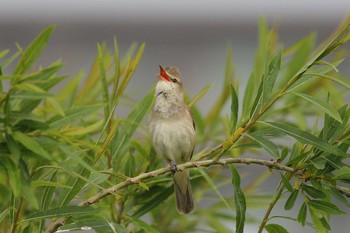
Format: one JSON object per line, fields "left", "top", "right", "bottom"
{"left": 45, "top": 157, "right": 294, "bottom": 233}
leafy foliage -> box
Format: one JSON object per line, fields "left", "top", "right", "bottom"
{"left": 0, "top": 18, "right": 350, "bottom": 233}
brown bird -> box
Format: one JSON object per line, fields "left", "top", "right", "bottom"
{"left": 149, "top": 65, "right": 196, "bottom": 214}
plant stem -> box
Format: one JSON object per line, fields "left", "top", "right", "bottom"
{"left": 257, "top": 182, "right": 285, "bottom": 233}
{"left": 45, "top": 157, "right": 294, "bottom": 233}
{"left": 10, "top": 198, "right": 23, "bottom": 233}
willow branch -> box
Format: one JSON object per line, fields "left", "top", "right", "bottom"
{"left": 45, "top": 157, "right": 294, "bottom": 233}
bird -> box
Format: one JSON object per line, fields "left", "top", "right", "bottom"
{"left": 149, "top": 65, "right": 196, "bottom": 214}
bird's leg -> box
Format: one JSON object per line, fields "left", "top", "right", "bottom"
{"left": 170, "top": 161, "right": 180, "bottom": 174}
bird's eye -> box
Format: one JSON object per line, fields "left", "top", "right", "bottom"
{"left": 171, "top": 78, "right": 177, "bottom": 83}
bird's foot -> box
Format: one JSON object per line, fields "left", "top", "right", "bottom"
{"left": 170, "top": 161, "right": 180, "bottom": 174}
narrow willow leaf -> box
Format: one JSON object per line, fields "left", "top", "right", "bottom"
{"left": 281, "top": 33, "right": 315, "bottom": 86}
{"left": 244, "top": 133, "right": 280, "bottom": 158}
{"left": 38, "top": 171, "right": 57, "bottom": 233}
{"left": 280, "top": 173, "right": 293, "bottom": 192}
{"left": 230, "top": 83, "right": 239, "bottom": 133}
{"left": 49, "top": 104, "right": 104, "bottom": 129}
{"left": 0, "top": 49, "right": 9, "bottom": 59}
{"left": 59, "top": 219, "right": 119, "bottom": 232}
{"left": 32, "top": 180, "right": 70, "bottom": 189}
{"left": 298, "top": 203, "right": 307, "bottom": 226}
{"left": 126, "top": 215, "right": 160, "bottom": 233}
{"left": 309, "top": 206, "right": 327, "bottom": 233}
{"left": 332, "top": 166, "right": 350, "bottom": 180}
{"left": 198, "top": 168, "right": 231, "bottom": 210}
{"left": 290, "top": 91, "right": 342, "bottom": 123}
{"left": 98, "top": 43, "right": 110, "bottom": 121}
{"left": 284, "top": 189, "right": 299, "bottom": 210}
{"left": 0, "top": 207, "right": 14, "bottom": 223}
{"left": 12, "top": 131, "right": 51, "bottom": 160}
{"left": 14, "top": 25, "right": 55, "bottom": 75}
{"left": 111, "top": 37, "right": 120, "bottom": 101}
{"left": 230, "top": 165, "right": 246, "bottom": 233}
{"left": 188, "top": 82, "right": 213, "bottom": 107}
{"left": 260, "top": 121, "right": 346, "bottom": 157}
{"left": 46, "top": 97, "right": 65, "bottom": 116}
{"left": 132, "top": 186, "right": 173, "bottom": 218}
{"left": 23, "top": 206, "right": 98, "bottom": 222}
{"left": 0, "top": 158, "right": 21, "bottom": 197}
{"left": 19, "top": 161, "right": 39, "bottom": 209}
{"left": 62, "top": 120, "right": 104, "bottom": 136}
{"left": 286, "top": 59, "right": 344, "bottom": 93}
{"left": 263, "top": 49, "right": 282, "bottom": 103}
{"left": 112, "top": 91, "right": 154, "bottom": 163}
{"left": 57, "top": 151, "right": 93, "bottom": 207}
{"left": 308, "top": 200, "right": 345, "bottom": 215}
{"left": 302, "top": 184, "right": 326, "bottom": 199}
{"left": 265, "top": 224, "right": 289, "bottom": 233}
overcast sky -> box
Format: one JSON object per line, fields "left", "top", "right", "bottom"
{"left": 1, "top": 0, "right": 349, "bottom": 24}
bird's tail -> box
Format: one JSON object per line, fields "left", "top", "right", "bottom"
{"left": 173, "top": 170, "right": 194, "bottom": 214}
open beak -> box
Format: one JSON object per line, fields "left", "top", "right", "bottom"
{"left": 159, "top": 65, "right": 171, "bottom": 82}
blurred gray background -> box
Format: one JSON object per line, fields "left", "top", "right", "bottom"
{"left": 1, "top": 0, "right": 350, "bottom": 232}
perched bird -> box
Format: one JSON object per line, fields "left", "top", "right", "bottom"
{"left": 149, "top": 65, "right": 196, "bottom": 214}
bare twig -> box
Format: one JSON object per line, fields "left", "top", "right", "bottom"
{"left": 45, "top": 157, "right": 294, "bottom": 233}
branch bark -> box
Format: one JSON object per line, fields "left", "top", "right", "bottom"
{"left": 45, "top": 157, "right": 294, "bottom": 233}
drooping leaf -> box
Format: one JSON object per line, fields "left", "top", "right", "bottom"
{"left": 12, "top": 131, "right": 51, "bottom": 160}
{"left": 260, "top": 121, "right": 346, "bottom": 157}
{"left": 284, "top": 189, "right": 299, "bottom": 210}
{"left": 198, "top": 168, "right": 231, "bottom": 210}
{"left": 308, "top": 200, "right": 345, "bottom": 215}
{"left": 280, "top": 173, "right": 293, "bottom": 192}
{"left": 230, "top": 165, "right": 246, "bottom": 233}
{"left": 23, "top": 205, "right": 98, "bottom": 222}
{"left": 298, "top": 202, "right": 307, "bottom": 226}
{"left": 289, "top": 91, "right": 342, "bottom": 123}
{"left": 301, "top": 184, "right": 326, "bottom": 199}
{"left": 244, "top": 133, "right": 280, "bottom": 158}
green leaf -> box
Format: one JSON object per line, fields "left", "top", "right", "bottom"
{"left": 308, "top": 200, "right": 345, "bottom": 215}
{"left": 14, "top": 25, "right": 55, "bottom": 75}
{"left": 49, "top": 104, "right": 104, "bottom": 129}
{"left": 280, "top": 173, "right": 293, "bottom": 192}
{"left": 298, "top": 203, "right": 307, "bottom": 226}
{"left": 188, "top": 82, "right": 213, "bottom": 107}
{"left": 0, "top": 158, "right": 21, "bottom": 197}
{"left": 265, "top": 224, "right": 289, "bottom": 233}
{"left": 289, "top": 91, "right": 342, "bottom": 123}
{"left": 112, "top": 91, "right": 154, "bottom": 164}
{"left": 57, "top": 151, "right": 94, "bottom": 207}
{"left": 262, "top": 49, "right": 282, "bottom": 103}
{"left": 309, "top": 206, "right": 327, "bottom": 233}
{"left": 198, "top": 168, "right": 231, "bottom": 210}
{"left": 132, "top": 186, "right": 173, "bottom": 218}
{"left": 230, "top": 84, "right": 239, "bottom": 133}
{"left": 260, "top": 121, "right": 346, "bottom": 157}
{"left": 0, "top": 207, "right": 14, "bottom": 223}
{"left": 126, "top": 215, "right": 160, "bottom": 233}
{"left": 302, "top": 184, "right": 326, "bottom": 199}
{"left": 332, "top": 166, "right": 350, "bottom": 180}
{"left": 23, "top": 206, "right": 98, "bottom": 222}
{"left": 230, "top": 165, "right": 246, "bottom": 233}
{"left": 12, "top": 131, "right": 51, "bottom": 160}
{"left": 38, "top": 171, "right": 57, "bottom": 233}
{"left": 284, "top": 189, "right": 298, "bottom": 210}
{"left": 244, "top": 133, "right": 280, "bottom": 158}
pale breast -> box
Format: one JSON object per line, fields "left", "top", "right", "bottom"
{"left": 150, "top": 116, "right": 195, "bottom": 163}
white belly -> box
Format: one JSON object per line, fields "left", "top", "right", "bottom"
{"left": 150, "top": 118, "right": 195, "bottom": 163}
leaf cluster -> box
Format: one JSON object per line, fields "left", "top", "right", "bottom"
{"left": 0, "top": 18, "right": 350, "bottom": 233}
